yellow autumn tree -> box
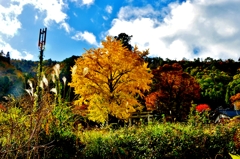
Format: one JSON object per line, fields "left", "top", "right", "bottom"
{"left": 69, "top": 36, "right": 153, "bottom": 123}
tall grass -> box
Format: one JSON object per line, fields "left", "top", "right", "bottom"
{"left": 0, "top": 63, "right": 77, "bottom": 159}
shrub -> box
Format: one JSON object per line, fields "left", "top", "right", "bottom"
{"left": 78, "top": 123, "right": 239, "bottom": 159}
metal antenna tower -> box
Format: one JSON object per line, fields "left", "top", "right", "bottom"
{"left": 38, "top": 28, "right": 47, "bottom": 75}
{"left": 36, "top": 28, "right": 47, "bottom": 111}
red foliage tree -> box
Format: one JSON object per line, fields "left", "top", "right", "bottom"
{"left": 145, "top": 63, "right": 201, "bottom": 121}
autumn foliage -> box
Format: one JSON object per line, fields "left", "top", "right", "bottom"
{"left": 145, "top": 63, "right": 200, "bottom": 121}
{"left": 69, "top": 36, "right": 153, "bottom": 123}
{"left": 230, "top": 93, "right": 240, "bottom": 103}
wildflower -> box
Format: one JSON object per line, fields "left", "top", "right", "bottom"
{"left": 25, "top": 88, "right": 34, "bottom": 100}
{"left": 62, "top": 76, "right": 67, "bottom": 86}
{"left": 50, "top": 88, "right": 57, "bottom": 94}
{"left": 53, "top": 64, "right": 60, "bottom": 78}
{"left": 51, "top": 72, "right": 56, "bottom": 83}
{"left": 28, "top": 79, "right": 33, "bottom": 89}
{"left": 42, "top": 74, "right": 48, "bottom": 87}
{"left": 25, "top": 89, "right": 32, "bottom": 97}
{"left": 27, "top": 79, "right": 34, "bottom": 96}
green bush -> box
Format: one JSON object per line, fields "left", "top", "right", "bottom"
{"left": 78, "top": 123, "right": 239, "bottom": 159}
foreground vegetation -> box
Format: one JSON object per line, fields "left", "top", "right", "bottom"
{"left": 0, "top": 99, "right": 240, "bottom": 159}
{"left": 79, "top": 120, "right": 240, "bottom": 159}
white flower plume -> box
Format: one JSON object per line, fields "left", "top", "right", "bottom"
{"left": 62, "top": 76, "right": 67, "bottom": 85}
{"left": 50, "top": 88, "right": 57, "bottom": 94}
{"left": 53, "top": 64, "right": 60, "bottom": 78}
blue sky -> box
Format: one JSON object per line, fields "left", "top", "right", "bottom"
{"left": 0, "top": 0, "right": 240, "bottom": 61}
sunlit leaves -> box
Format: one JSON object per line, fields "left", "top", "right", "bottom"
{"left": 191, "top": 67, "right": 231, "bottom": 106}
{"left": 69, "top": 36, "right": 153, "bottom": 123}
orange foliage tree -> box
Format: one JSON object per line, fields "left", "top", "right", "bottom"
{"left": 69, "top": 36, "right": 153, "bottom": 123}
{"left": 145, "top": 63, "right": 200, "bottom": 121}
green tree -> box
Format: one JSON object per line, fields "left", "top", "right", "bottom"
{"left": 114, "top": 33, "right": 133, "bottom": 51}
{"left": 6, "top": 52, "right": 10, "bottom": 64}
{"left": 191, "top": 66, "right": 231, "bottom": 108}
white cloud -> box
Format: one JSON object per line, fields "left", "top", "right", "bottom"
{"left": 8, "top": 0, "right": 69, "bottom": 29}
{"left": 0, "top": 3, "right": 22, "bottom": 37}
{"left": 0, "top": 38, "right": 34, "bottom": 60}
{"left": 71, "top": 0, "right": 94, "bottom": 6}
{"left": 71, "top": 31, "right": 98, "bottom": 46}
{"left": 105, "top": 5, "right": 112, "bottom": 14}
{"left": 21, "top": 51, "right": 34, "bottom": 60}
{"left": 107, "top": 0, "right": 240, "bottom": 61}
{"left": 82, "top": 0, "right": 94, "bottom": 6}
{"left": 118, "top": 4, "right": 160, "bottom": 20}
{"left": 31, "top": 0, "right": 68, "bottom": 26}
{"left": 60, "top": 22, "right": 72, "bottom": 33}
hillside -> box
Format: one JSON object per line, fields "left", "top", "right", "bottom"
{"left": 0, "top": 59, "right": 25, "bottom": 100}
{"left": 0, "top": 56, "right": 79, "bottom": 101}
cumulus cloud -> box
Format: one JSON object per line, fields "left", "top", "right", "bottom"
{"left": 71, "top": 31, "right": 98, "bottom": 46}
{"left": 107, "top": 0, "right": 240, "bottom": 61}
